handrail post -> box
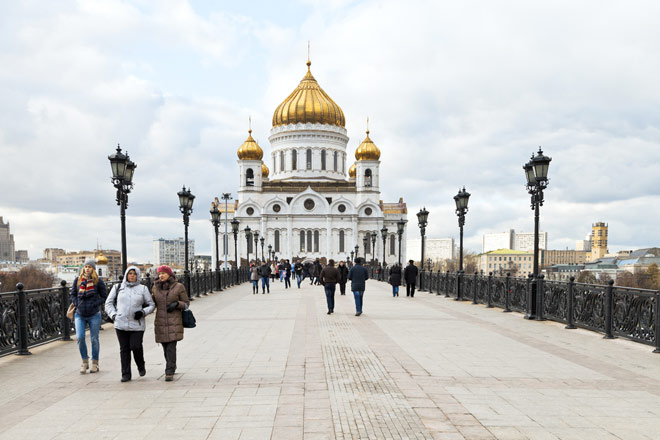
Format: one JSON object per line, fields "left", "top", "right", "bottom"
{"left": 654, "top": 291, "right": 660, "bottom": 353}
{"left": 472, "top": 272, "right": 478, "bottom": 304}
{"left": 565, "top": 276, "right": 576, "bottom": 329}
{"left": 445, "top": 271, "right": 450, "bottom": 298}
{"left": 16, "top": 283, "right": 31, "bottom": 356}
{"left": 524, "top": 274, "right": 534, "bottom": 319}
{"left": 504, "top": 273, "right": 512, "bottom": 313}
{"left": 536, "top": 274, "right": 546, "bottom": 321}
{"left": 603, "top": 280, "right": 615, "bottom": 339}
{"left": 487, "top": 272, "right": 493, "bottom": 308}
{"left": 60, "top": 280, "right": 71, "bottom": 341}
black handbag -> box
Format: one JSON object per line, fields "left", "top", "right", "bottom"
{"left": 182, "top": 308, "right": 196, "bottom": 328}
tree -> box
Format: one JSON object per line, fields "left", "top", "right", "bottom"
{"left": 644, "top": 263, "right": 660, "bottom": 290}
{"left": 577, "top": 271, "right": 597, "bottom": 284}
{"left": 616, "top": 271, "right": 635, "bottom": 287}
{"left": 0, "top": 265, "right": 56, "bottom": 292}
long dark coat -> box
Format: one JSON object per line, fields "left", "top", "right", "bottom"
{"left": 389, "top": 265, "right": 402, "bottom": 286}
{"left": 152, "top": 277, "right": 190, "bottom": 343}
{"left": 404, "top": 264, "right": 419, "bottom": 284}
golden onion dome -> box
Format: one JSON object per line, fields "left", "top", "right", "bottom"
{"left": 272, "top": 61, "right": 345, "bottom": 128}
{"left": 96, "top": 252, "right": 108, "bottom": 265}
{"left": 355, "top": 130, "right": 381, "bottom": 161}
{"left": 348, "top": 162, "right": 356, "bottom": 178}
{"left": 261, "top": 162, "right": 269, "bottom": 178}
{"left": 237, "top": 129, "right": 264, "bottom": 160}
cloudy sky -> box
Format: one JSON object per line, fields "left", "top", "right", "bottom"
{"left": 1, "top": 0, "right": 659, "bottom": 263}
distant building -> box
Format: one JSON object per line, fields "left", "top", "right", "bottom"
{"left": 482, "top": 229, "right": 547, "bottom": 253}
{"left": 541, "top": 250, "right": 589, "bottom": 266}
{"left": 616, "top": 248, "right": 660, "bottom": 274}
{"left": 590, "top": 222, "right": 608, "bottom": 261}
{"left": 544, "top": 264, "right": 584, "bottom": 281}
{"left": 153, "top": 238, "right": 195, "bottom": 268}
{"left": 406, "top": 238, "right": 454, "bottom": 263}
{"left": 478, "top": 249, "right": 534, "bottom": 277}
{"left": 0, "top": 217, "right": 16, "bottom": 262}
{"left": 43, "top": 248, "right": 66, "bottom": 262}
{"left": 15, "top": 250, "right": 29, "bottom": 263}
{"left": 193, "top": 255, "right": 212, "bottom": 270}
{"left": 56, "top": 250, "right": 122, "bottom": 278}
{"left": 575, "top": 239, "right": 591, "bottom": 252}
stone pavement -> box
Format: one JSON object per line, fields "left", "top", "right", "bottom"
{"left": 1, "top": 279, "right": 660, "bottom": 440}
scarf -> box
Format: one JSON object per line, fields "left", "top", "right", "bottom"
{"left": 78, "top": 276, "right": 96, "bottom": 298}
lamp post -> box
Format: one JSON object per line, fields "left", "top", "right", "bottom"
{"left": 244, "top": 226, "right": 252, "bottom": 265}
{"left": 362, "top": 235, "right": 369, "bottom": 265}
{"left": 177, "top": 186, "right": 195, "bottom": 296}
{"left": 524, "top": 147, "right": 552, "bottom": 320}
{"left": 231, "top": 219, "right": 240, "bottom": 268}
{"left": 454, "top": 187, "right": 470, "bottom": 300}
{"left": 210, "top": 204, "right": 221, "bottom": 270}
{"left": 417, "top": 208, "right": 429, "bottom": 270}
{"left": 350, "top": 251, "right": 354, "bottom": 262}
{"left": 268, "top": 244, "right": 272, "bottom": 262}
{"left": 253, "top": 231, "right": 260, "bottom": 263}
{"left": 370, "top": 232, "right": 377, "bottom": 266}
{"left": 380, "top": 226, "right": 388, "bottom": 267}
{"left": 221, "top": 193, "right": 232, "bottom": 269}
{"left": 397, "top": 220, "right": 406, "bottom": 265}
{"left": 354, "top": 245, "right": 359, "bottom": 260}
{"left": 260, "top": 236, "right": 265, "bottom": 261}
{"left": 108, "top": 144, "right": 136, "bottom": 273}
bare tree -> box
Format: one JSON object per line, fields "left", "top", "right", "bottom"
{"left": 0, "top": 265, "right": 56, "bottom": 292}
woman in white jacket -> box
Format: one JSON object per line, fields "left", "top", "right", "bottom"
{"left": 105, "top": 266, "right": 155, "bottom": 382}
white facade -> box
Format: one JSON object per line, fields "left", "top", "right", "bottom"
{"left": 482, "top": 229, "right": 547, "bottom": 253}
{"left": 407, "top": 238, "right": 455, "bottom": 262}
{"left": 153, "top": 238, "right": 195, "bottom": 267}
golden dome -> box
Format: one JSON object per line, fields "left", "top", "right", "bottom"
{"left": 237, "top": 129, "right": 264, "bottom": 160}
{"left": 96, "top": 252, "right": 108, "bottom": 265}
{"left": 272, "top": 61, "right": 345, "bottom": 128}
{"left": 348, "top": 162, "right": 356, "bottom": 178}
{"left": 355, "top": 130, "right": 381, "bottom": 161}
{"left": 261, "top": 162, "right": 269, "bottom": 178}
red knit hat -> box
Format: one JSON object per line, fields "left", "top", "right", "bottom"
{"left": 157, "top": 265, "right": 174, "bottom": 276}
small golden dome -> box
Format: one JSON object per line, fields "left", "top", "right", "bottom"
{"left": 348, "top": 163, "right": 356, "bottom": 178}
{"left": 96, "top": 252, "right": 108, "bottom": 265}
{"left": 355, "top": 130, "right": 381, "bottom": 161}
{"left": 237, "top": 129, "right": 264, "bottom": 160}
{"left": 261, "top": 162, "right": 269, "bottom": 178}
{"left": 272, "top": 61, "right": 345, "bottom": 128}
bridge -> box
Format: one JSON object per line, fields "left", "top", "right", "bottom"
{"left": 1, "top": 277, "right": 660, "bottom": 439}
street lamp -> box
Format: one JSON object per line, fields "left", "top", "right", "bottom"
{"left": 397, "top": 220, "right": 406, "bottom": 265}
{"left": 221, "top": 193, "right": 232, "bottom": 269}
{"left": 210, "top": 204, "right": 221, "bottom": 270}
{"left": 454, "top": 187, "right": 470, "bottom": 300}
{"left": 108, "top": 144, "right": 136, "bottom": 273}
{"left": 370, "top": 232, "right": 377, "bottom": 266}
{"left": 350, "top": 251, "right": 354, "bottom": 263}
{"left": 380, "top": 226, "right": 388, "bottom": 267}
{"left": 260, "top": 236, "right": 265, "bottom": 261}
{"left": 253, "top": 231, "right": 260, "bottom": 263}
{"left": 354, "top": 245, "right": 359, "bottom": 260}
{"left": 177, "top": 186, "right": 195, "bottom": 296}
{"left": 231, "top": 218, "right": 240, "bottom": 268}
{"left": 362, "top": 235, "right": 369, "bottom": 264}
{"left": 417, "top": 208, "right": 429, "bottom": 270}
{"left": 524, "top": 147, "right": 551, "bottom": 320}
{"left": 268, "top": 244, "right": 272, "bottom": 262}
{"left": 244, "top": 226, "right": 252, "bottom": 264}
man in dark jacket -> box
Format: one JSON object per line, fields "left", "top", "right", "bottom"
{"left": 259, "top": 261, "right": 271, "bottom": 294}
{"left": 294, "top": 259, "right": 304, "bottom": 288}
{"left": 338, "top": 260, "right": 349, "bottom": 295}
{"left": 348, "top": 258, "right": 369, "bottom": 316}
{"left": 389, "top": 263, "right": 402, "bottom": 297}
{"left": 320, "top": 259, "right": 340, "bottom": 314}
{"left": 403, "top": 260, "right": 419, "bottom": 297}
{"left": 284, "top": 259, "right": 292, "bottom": 289}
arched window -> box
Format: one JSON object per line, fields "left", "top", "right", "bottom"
{"left": 342, "top": 154, "right": 345, "bottom": 173}
{"left": 280, "top": 151, "right": 284, "bottom": 171}
{"left": 307, "top": 230, "right": 312, "bottom": 252}
{"left": 300, "top": 230, "right": 305, "bottom": 252}
{"left": 321, "top": 150, "right": 326, "bottom": 170}
{"left": 390, "top": 234, "right": 396, "bottom": 255}
{"left": 333, "top": 151, "right": 338, "bottom": 171}
{"left": 306, "top": 149, "right": 312, "bottom": 170}
{"left": 248, "top": 235, "right": 253, "bottom": 253}
{"left": 364, "top": 233, "right": 371, "bottom": 253}
{"left": 246, "top": 168, "right": 254, "bottom": 186}
{"left": 292, "top": 150, "right": 297, "bottom": 170}
{"left": 314, "top": 231, "right": 320, "bottom": 252}
{"left": 275, "top": 230, "right": 280, "bottom": 252}
{"left": 364, "top": 169, "right": 372, "bottom": 187}
{"left": 339, "top": 230, "right": 345, "bottom": 252}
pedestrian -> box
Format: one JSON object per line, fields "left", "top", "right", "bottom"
{"left": 271, "top": 261, "right": 277, "bottom": 281}
{"left": 404, "top": 260, "right": 419, "bottom": 297}
{"left": 259, "top": 260, "right": 271, "bottom": 293}
{"left": 294, "top": 259, "right": 304, "bottom": 288}
{"left": 105, "top": 266, "right": 155, "bottom": 382}
{"left": 313, "top": 259, "right": 322, "bottom": 285}
{"left": 320, "top": 259, "right": 340, "bottom": 314}
{"left": 338, "top": 260, "right": 349, "bottom": 295}
{"left": 376, "top": 263, "right": 383, "bottom": 281}
{"left": 70, "top": 259, "right": 108, "bottom": 374}
{"left": 347, "top": 257, "right": 369, "bottom": 316}
{"left": 152, "top": 265, "right": 190, "bottom": 381}
{"left": 250, "top": 263, "right": 259, "bottom": 294}
{"left": 389, "top": 263, "right": 402, "bottom": 297}
{"left": 303, "top": 261, "right": 312, "bottom": 284}
{"left": 284, "top": 259, "right": 292, "bottom": 289}
{"left": 278, "top": 261, "right": 285, "bottom": 282}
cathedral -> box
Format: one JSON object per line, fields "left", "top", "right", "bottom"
{"left": 212, "top": 60, "right": 408, "bottom": 266}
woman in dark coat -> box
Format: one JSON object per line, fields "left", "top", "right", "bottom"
{"left": 152, "top": 265, "right": 190, "bottom": 381}
{"left": 389, "top": 263, "right": 402, "bottom": 297}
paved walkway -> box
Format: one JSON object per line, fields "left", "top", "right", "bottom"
{"left": 1, "top": 279, "right": 660, "bottom": 440}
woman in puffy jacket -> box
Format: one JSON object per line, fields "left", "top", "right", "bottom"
{"left": 250, "top": 263, "right": 259, "bottom": 294}
{"left": 105, "top": 266, "right": 155, "bottom": 382}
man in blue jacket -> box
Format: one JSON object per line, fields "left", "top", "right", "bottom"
{"left": 347, "top": 257, "right": 369, "bottom": 316}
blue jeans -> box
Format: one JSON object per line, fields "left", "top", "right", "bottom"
{"left": 296, "top": 274, "right": 303, "bottom": 288}
{"left": 324, "top": 283, "right": 336, "bottom": 312}
{"left": 74, "top": 311, "right": 101, "bottom": 360}
{"left": 353, "top": 291, "right": 364, "bottom": 313}
{"left": 392, "top": 285, "right": 399, "bottom": 296}
{"left": 261, "top": 277, "right": 270, "bottom": 291}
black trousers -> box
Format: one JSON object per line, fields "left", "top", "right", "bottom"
{"left": 406, "top": 283, "right": 416, "bottom": 297}
{"left": 339, "top": 282, "right": 346, "bottom": 295}
{"left": 161, "top": 341, "right": 178, "bottom": 375}
{"left": 115, "top": 329, "right": 145, "bottom": 378}
{"left": 285, "top": 276, "right": 291, "bottom": 288}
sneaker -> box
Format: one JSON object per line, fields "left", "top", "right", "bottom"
{"left": 355, "top": 312, "right": 362, "bottom": 316}
{"left": 165, "top": 375, "right": 174, "bottom": 382}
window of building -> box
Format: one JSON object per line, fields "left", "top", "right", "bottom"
{"left": 365, "top": 234, "right": 371, "bottom": 253}
{"left": 333, "top": 151, "right": 338, "bottom": 171}
{"left": 364, "top": 168, "right": 372, "bottom": 187}
{"left": 300, "top": 231, "right": 305, "bottom": 252}
{"left": 342, "top": 154, "right": 345, "bottom": 173}
{"left": 321, "top": 150, "right": 326, "bottom": 170}
{"left": 246, "top": 168, "right": 254, "bottom": 186}
{"left": 275, "top": 230, "right": 280, "bottom": 252}
{"left": 314, "top": 231, "right": 319, "bottom": 252}
{"left": 280, "top": 151, "right": 284, "bottom": 171}
{"left": 390, "top": 235, "right": 396, "bottom": 255}
{"left": 306, "top": 149, "right": 312, "bottom": 170}
{"left": 339, "top": 230, "right": 345, "bottom": 252}
{"left": 292, "top": 150, "right": 297, "bottom": 170}
{"left": 248, "top": 236, "right": 253, "bottom": 254}
{"left": 307, "top": 230, "right": 312, "bottom": 252}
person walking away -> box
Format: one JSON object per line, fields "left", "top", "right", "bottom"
{"left": 348, "top": 258, "right": 369, "bottom": 316}
{"left": 303, "top": 261, "right": 312, "bottom": 284}
{"left": 105, "top": 266, "right": 155, "bottom": 382}
{"left": 320, "top": 259, "right": 340, "bottom": 314}
{"left": 250, "top": 263, "right": 259, "bottom": 294}
{"left": 404, "top": 260, "right": 419, "bottom": 297}
{"left": 259, "top": 260, "right": 271, "bottom": 293}
{"left": 376, "top": 263, "right": 383, "bottom": 281}
{"left": 294, "top": 259, "right": 304, "bottom": 288}
{"left": 284, "top": 259, "right": 292, "bottom": 289}
{"left": 278, "top": 261, "right": 285, "bottom": 282}
{"left": 271, "top": 261, "right": 278, "bottom": 281}
{"left": 338, "top": 260, "right": 349, "bottom": 295}
{"left": 152, "top": 265, "right": 190, "bottom": 381}
{"left": 389, "top": 263, "right": 402, "bottom": 297}
{"left": 312, "top": 259, "right": 323, "bottom": 285}
{"left": 70, "top": 259, "right": 107, "bottom": 373}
